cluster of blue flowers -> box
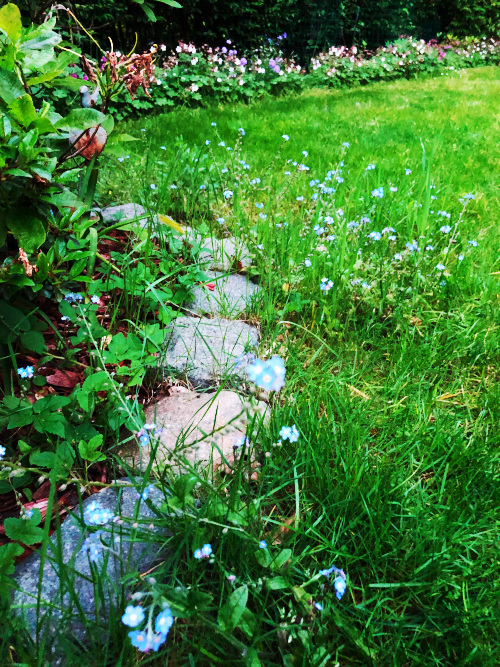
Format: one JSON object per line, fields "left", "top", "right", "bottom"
{"left": 318, "top": 564, "right": 347, "bottom": 600}
{"left": 0, "top": 445, "right": 6, "bottom": 460}
{"left": 279, "top": 424, "right": 299, "bottom": 442}
{"left": 247, "top": 355, "right": 286, "bottom": 392}
{"left": 83, "top": 500, "right": 114, "bottom": 526}
{"left": 122, "top": 604, "right": 174, "bottom": 653}
{"left": 64, "top": 292, "right": 83, "bottom": 303}
{"left": 80, "top": 530, "right": 104, "bottom": 563}
{"left": 194, "top": 543, "right": 213, "bottom": 559}
{"left": 136, "top": 423, "right": 162, "bottom": 447}
{"left": 17, "top": 366, "right": 34, "bottom": 379}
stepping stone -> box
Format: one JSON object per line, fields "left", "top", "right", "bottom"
{"left": 12, "top": 481, "right": 165, "bottom": 657}
{"left": 194, "top": 236, "right": 252, "bottom": 271}
{"left": 101, "top": 202, "right": 147, "bottom": 223}
{"left": 161, "top": 315, "right": 259, "bottom": 389}
{"left": 187, "top": 271, "right": 261, "bottom": 317}
{"left": 120, "top": 389, "right": 269, "bottom": 472}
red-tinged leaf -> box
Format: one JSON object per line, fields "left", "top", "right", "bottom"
{"left": 46, "top": 368, "right": 81, "bottom": 389}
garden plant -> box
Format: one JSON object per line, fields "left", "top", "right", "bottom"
{"left": 0, "top": 2, "right": 499, "bottom": 665}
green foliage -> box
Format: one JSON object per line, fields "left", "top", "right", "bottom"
{"left": 4, "top": 507, "right": 44, "bottom": 544}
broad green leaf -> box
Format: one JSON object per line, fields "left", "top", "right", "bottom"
{"left": 237, "top": 607, "right": 256, "bottom": 638}
{"left": 0, "top": 542, "right": 24, "bottom": 575}
{"left": 0, "top": 114, "right": 11, "bottom": 138}
{"left": 21, "top": 24, "right": 61, "bottom": 52}
{"left": 30, "top": 450, "right": 56, "bottom": 468}
{"left": 55, "top": 108, "right": 107, "bottom": 133}
{"left": 0, "top": 3, "right": 22, "bottom": 43}
{"left": 82, "top": 370, "right": 113, "bottom": 393}
{"left": 20, "top": 329, "right": 46, "bottom": 354}
{"left": 5, "top": 168, "right": 31, "bottom": 178}
{"left": 270, "top": 548, "right": 292, "bottom": 571}
{"left": 217, "top": 585, "right": 248, "bottom": 633}
{"left": 6, "top": 209, "right": 46, "bottom": 252}
{"left": 8, "top": 95, "right": 37, "bottom": 127}
{"left": 0, "top": 68, "right": 24, "bottom": 104}
{"left": 267, "top": 576, "right": 289, "bottom": 590}
{"left": 4, "top": 509, "right": 44, "bottom": 545}
{"left": 254, "top": 547, "right": 272, "bottom": 567}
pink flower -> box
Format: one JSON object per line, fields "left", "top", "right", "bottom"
{"left": 83, "top": 75, "right": 89, "bottom": 80}
{"left": 71, "top": 73, "right": 77, "bottom": 78}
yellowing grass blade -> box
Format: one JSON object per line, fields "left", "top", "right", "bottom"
{"left": 158, "top": 213, "right": 184, "bottom": 234}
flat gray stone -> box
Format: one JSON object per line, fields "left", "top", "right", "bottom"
{"left": 101, "top": 202, "right": 146, "bottom": 223}
{"left": 12, "top": 481, "right": 166, "bottom": 656}
{"left": 161, "top": 316, "right": 259, "bottom": 389}
{"left": 187, "top": 271, "right": 261, "bottom": 317}
{"left": 120, "top": 389, "right": 268, "bottom": 472}
{"left": 195, "top": 236, "right": 252, "bottom": 271}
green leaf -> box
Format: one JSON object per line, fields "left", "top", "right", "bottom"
{"left": 4, "top": 509, "right": 44, "bottom": 545}
{"left": 82, "top": 370, "right": 114, "bottom": 393}
{"left": 0, "top": 543, "right": 24, "bottom": 577}
{"left": 30, "top": 450, "right": 56, "bottom": 467}
{"left": 21, "top": 24, "right": 61, "bottom": 52}
{"left": 0, "top": 68, "right": 25, "bottom": 104}
{"left": 8, "top": 94, "right": 37, "bottom": 127}
{"left": 155, "top": 0, "right": 182, "bottom": 7}
{"left": 217, "top": 585, "right": 248, "bottom": 633}
{"left": 78, "top": 434, "right": 105, "bottom": 462}
{"left": 20, "top": 330, "right": 46, "bottom": 354}
{"left": 5, "top": 209, "right": 46, "bottom": 252}
{"left": 270, "top": 548, "right": 292, "bottom": 571}
{"left": 267, "top": 575, "right": 289, "bottom": 590}
{"left": 55, "top": 109, "right": 107, "bottom": 133}
{"left": 254, "top": 547, "right": 272, "bottom": 568}
{"left": 237, "top": 607, "right": 256, "bottom": 638}
{"left": 0, "top": 3, "right": 22, "bottom": 43}
{"left": 139, "top": 2, "right": 157, "bottom": 21}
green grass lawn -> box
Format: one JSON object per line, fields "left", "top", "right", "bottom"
{"left": 8, "top": 68, "right": 499, "bottom": 665}
{"left": 94, "top": 67, "right": 500, "bottom": 664}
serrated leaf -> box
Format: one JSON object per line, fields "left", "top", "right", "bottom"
{"left": 30, "top": 450, "right": 56, "bottom": 467}
{"left": 217, "top": 585, "right": 248, "bottom": 633}
{"left": 82, "top": 370, "right": 113, "bottom": 393}
{"left": 4, "top": 509, "right": 44, "bottom": 545}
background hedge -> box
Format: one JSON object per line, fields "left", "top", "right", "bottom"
{"left": 10, "top": 0, "right": 500, "bottom": 61}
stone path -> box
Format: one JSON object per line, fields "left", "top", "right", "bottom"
{"left": 121, "top": 388, "right": 268, "bottom": 472}
{"left": 12, "top": 204, "right": 267, "bottom": 651}
{"left": 188, "top": 270, "right": 261, "bottom": 318}
{"left": 13, "top": 481, "right": 166, "bottom": 659}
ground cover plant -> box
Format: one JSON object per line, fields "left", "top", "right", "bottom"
{"left": 2, "top": 57, "right": 499, "bottom": 664}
